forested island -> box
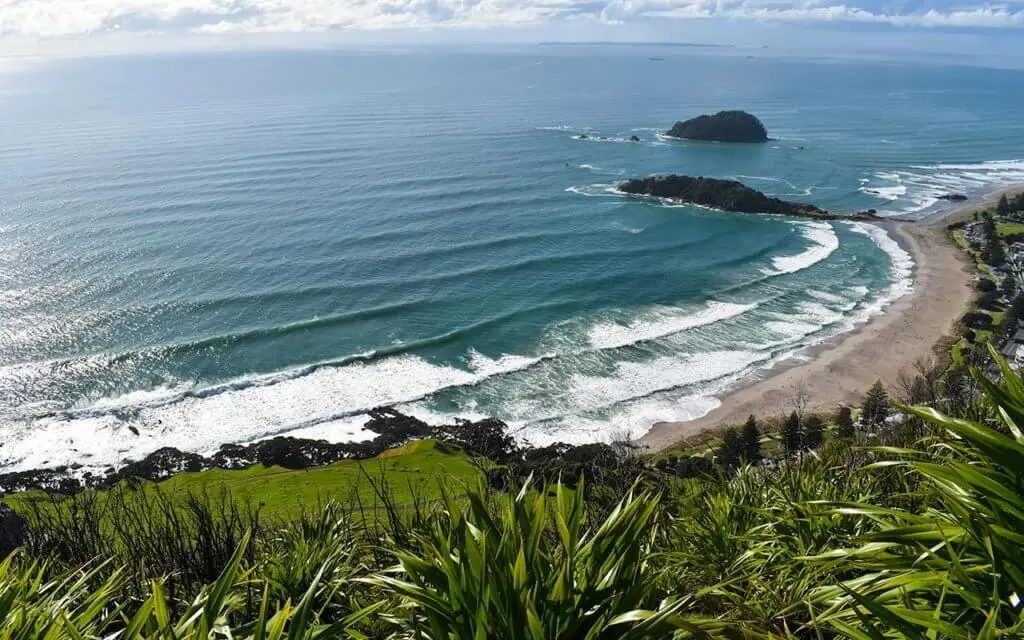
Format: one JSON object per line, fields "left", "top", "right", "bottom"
{"left": 664, "top": 110, "right": 768, "bottom": 143}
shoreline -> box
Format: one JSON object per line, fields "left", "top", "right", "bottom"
{"left": 639, "top": 186, "right": 1022, "bottom": 452}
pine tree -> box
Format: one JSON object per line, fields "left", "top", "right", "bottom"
{"left": 998, "top": 194, "right": 1010, "bottom": 216}
{"left": 803, "top": 414, "right": 824, "bottom": 450}
{"left": 740, "top": 415, "right": 762, "bottom": 463}
{"left": 781, "top": 410, "right": 802, "bottom": 457}
{"left": 861, "top": 380, "right": 890, "bottom": 427}
{"left": 718, "top": 427, "right": 743, "bottom": 469}
{"left": 836, "top": 406, "right": 855, "bottom": 439}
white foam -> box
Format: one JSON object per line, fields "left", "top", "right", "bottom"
{"left": 862, "top": 159, "right": 1024, "bottom": 215}
{"left": 574, "top": 135, "right": 639, "bottom": 144}
{"left": 764, "top": 319, "right": 825, "bottom": 340}
{"left": 509, "top": 351, "right": 765, "bottom": 445}
{"left": 587, "top": 301, "right": 758, "bottom": 350}
{"left": 258, "top": 417, "right": 377, "bottom": 444}
{"left": 524, "top": 395, "right": 723, "bottom": 446}
{"left": 763, "top": 221, "right": 839, "bottom": 275}
{"left": 846, "top": 222, "right": 915, "bottom": 306}
{"left": 577, "top": 164, "right": 625, "bottom": 176}
{"left": 564, "top": 183, "right": 618, "bottom": 198}
{"left": 466, "top": 350, "right": 545, "bottom": 377}
{"left": 0, "top": 352, "right": 542, "bottom": 474}
{"left": 808, "top": 289, "right": 847, "bottom": 304}
{"left": 766, "top": 224, "right": 912, "bottom": 343}
{"left": 607, "top": 221, "right": 645, "bottom": 234}
{"left": 861, "top": 185, "right": 907, "bottom": 200}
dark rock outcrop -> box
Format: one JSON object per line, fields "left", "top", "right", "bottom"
{"left": 938, "top": 194, "right": 968, "bottom": 202}
{"left": 618, "top": 175, "right": 831, "bottom": 219}
{"left": 629, "top": 135, "right": 640, "bottom": 142}
{"left": 665, "top": 110, "right": 768, "bottom": 143}
{"left": 0, "top": 504, "right": 28, "bottom": 560}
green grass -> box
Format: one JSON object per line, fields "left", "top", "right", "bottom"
{"left": 8, "top": 440, "right": 482, "bottom": 521}
{"left": 997, "top": 222, "right": 1024, "bottom": 237}
{"left": 161, "top": 440, "right": 481, "bottom": 519}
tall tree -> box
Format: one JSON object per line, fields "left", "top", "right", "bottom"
{"left": 836, "top": 406, "right": 855, "bottom": 439}
{"left": 862, "top": 380, "right": 890, "bottom": 428}
{"left": 717, "top": 427, "right": 743, "bottom": 469}
{"left": 781, "top": 411, "right": 803, "bottom": 457}
{"left": 997, "top": 193, "right": 1010, "bottom": 216}
{"left": 740, "top": 415, "right": 762, "bottom": 463}
{"left": 803, "top": 414, "right": 825, "bottom": 450}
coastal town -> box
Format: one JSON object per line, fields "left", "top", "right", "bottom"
{"left": 952, "top": 190, "right": 1024, "bottom": 363}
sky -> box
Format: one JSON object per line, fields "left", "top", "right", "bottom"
{"left": 0, "top": 0, "right": 1023, "bottom": 59}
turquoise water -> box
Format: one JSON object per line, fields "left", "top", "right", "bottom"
{"left": 2, "top": 47, "right": 1023, "bottom": 472}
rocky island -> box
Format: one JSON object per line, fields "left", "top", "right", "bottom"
{"left": 664, "top": 110, "right": 768, "bottom": 143}
{"left": 618, "top": 175, "right": 834, "bottom": 218}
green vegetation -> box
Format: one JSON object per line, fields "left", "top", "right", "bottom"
{"left": 835, "top": 406, "right": 855, "bottom": 438}
{"left": 153, "top": 439, "right": 480, "bottom": 518}
{"left": 860, "top": 380, "right": 890, "bottom": 427}
{"left": 740, "top": 415, "right": 762, "bottom": 463}
{"left": 8, "top": 440, "right": 482, "bottom": 521}
{"left": 996, "top": 221, "right": 1024, "bottom": 237}
{"left": 781, "top": 410, "right": 802, "bottom": 456}
{"left": 946, "top": 204, "right": 1024, "bottom": 366}
{"left": 3, "top": 348, "right": 1024, "bottom": 637}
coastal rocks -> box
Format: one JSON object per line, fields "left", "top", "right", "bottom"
{"left": 618, "top": 175, "right": 832, "bottom": 219}
{"left": 665, "top": 110, "right": 768, "bottom": 143}
{"left": 629, "top": 135, "right": 640, "bottom": 142}
{"left": 0, "top": 504, "right": 28, "bottom": 560}
{"left": 938, "top": 194, "right": 968, "bottom": 202}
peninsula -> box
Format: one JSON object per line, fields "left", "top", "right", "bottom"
{"left": 618, "top": 175, "right": 831, "bottom": 218}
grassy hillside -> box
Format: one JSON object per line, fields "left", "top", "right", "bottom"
{"left": 7, "top": 439, "right": 482, "bottom": 521}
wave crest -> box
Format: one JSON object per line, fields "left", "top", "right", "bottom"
{"left": 762, "top": 221, "right": 839, "bottom": 276}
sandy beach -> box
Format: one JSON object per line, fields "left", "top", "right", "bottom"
{"left": 639, "top": 188, "right": 1022, "bottom": 451}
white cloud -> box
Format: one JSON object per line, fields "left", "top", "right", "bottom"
{"left": 0, "top": 0, "right": 1022, "bottom": 38}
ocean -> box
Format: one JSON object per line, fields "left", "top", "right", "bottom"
{"left": 1, "top": 46, "right": 1023, "bottom": 473}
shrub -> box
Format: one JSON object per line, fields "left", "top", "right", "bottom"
{"left": 962, "top": 310, "right": 993, "bottom": 329}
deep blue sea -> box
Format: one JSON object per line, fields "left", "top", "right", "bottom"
{"left": 2, "top": 46, "right": 1023, "bottom": 472}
